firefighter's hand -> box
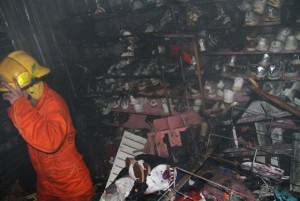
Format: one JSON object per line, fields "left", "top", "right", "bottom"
{"left": 1, "top": 80, "right": 26, "bottom": 105}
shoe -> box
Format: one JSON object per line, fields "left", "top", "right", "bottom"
{"left": 126, "top": 158, "right": 151, "bottom": 183}
{"left": 276, "top": 28, "right": 292, "bottom": 42}
{"left": 282, "top": 81, "right": 299, "bottom": 102}
{"left": 263, "top": 81, "right": 275, "bottom": 95}
{"left": 204, "top": 80, "right": 217, "bottom": 98}
{"left": 285, "top": 54, "right": 300, "bottom": 78}
{"left": 253, "top": 0, "right": 267, "bottom": 14}
{"left": 217, "top": 89, "right": 224, "bottom": 97}
{"left": 213, "top": 3, "right": 231, "bottom": 26}
{"left": 224, "top": 89, "right": 236, "bottom": 103}
{"left": 285, "top": 63, "right": 299, "bottom": 78}
{"left": 120, "top": 29, "right": 138, "bottom": 46}
{"left": 291, "top": 53, "right": 300, "bottom": 64}
{"left": 232, "top": 77, "right": 244, "bottom": 91}
{"left": 256, "top": 36, "right": 270, "bottom": 51}
{"left": 186, "top": 5, "right": 204, "bottom": 27}
{"left": 264, "top": 5, "right": 280, "bottom": 22}
{"left": 192, "top": 99, "right": 202, "bottom": 112}
{"left": 217, "top": 79, "right": 225, "bottom": 89}
{"left": 228, "top": 55, "right": 237, "bottom": 67}
{"left": 222, "top": 64, "right": 233, "bottom": 77}
{"left": 256, "top": 65, "right": 268, "bottom": 79}
{"left": 161, "top": 98, "right": 170, "bottom": 113}
{"left": 134, "top": 98, "right": 144, "bottom": 113}
{"left": 246, "top": 31, "right": 258, "bottom": 51}
{"left": 145, "top": 165, "right": 176, "bottom": 194}
{"left": 238, "top": 0, "right": 252, "bottom": 12}
{"left": 188, "top": 80, "right": 201, "bottom": 97}
{"left": 267, "top": 0, "right": 282, "bottom": 8}
{"left": 267, "top": 60, "right": 283, "bottom": 79}
{"left": 207, "top": 33, "right": 221, "bottom": 50}
{"left": 274, "top": 186, "right": 298, "bottom": 201}
{"left": 144, "top": 23, "right": 155, "bottom": 33}
{"left": 269, "top": 40, "right": 284, "bottom": 53}
{"left": 129, "top": 95, "right": 138, "bottom": 105}
{"left": 207, "top": 59, "right": 223, "bottom": 75}
{"left": 284, "top": 35, "right": 298, "bottom": 51}
{"left": 123, "top": 82, "right": 130, "bottom": 91}
{"left": 102, "top": 105, "right": 112, "bottom": 115}
{"left": 245, "top": 11, "right": 261, "bottom": 26}
{"left": 295, "top": 29, "right": 300, "bottom": 41}
{"left": 129, "top": 0, "right": 145, "bottom": 11}
{"left": 94, "top": 6, "right": 106, "bottom": 14}
{"left": 233, "top": 64, "right": 248, "bottom": 76}
{"left": 294, "top": 89, "right": 300, "bottom": 106}
{"left": 248, "top": 63, "right": 259, "bottom": 77}
{"left": 156, "top": 0, "right": 166, "bottom": 7}
{"left": 246, "top": 39, "right": 257, "bottom": 52}
{"left": 120, "top": 95, "right": 129, "bottom": 110}
{"left": 121, "top": 50, "right": 134, "bottom": 57}
{"left": 198, "top": 38, "right": 207, "bottom": 52}
{"left": 150, "top": 99, "right": 158, "bottom": 107}
{"left": 259, "top": 53, "right": 271, "bottom": 68}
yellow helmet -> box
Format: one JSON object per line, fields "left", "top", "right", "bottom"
{"left": 0, "top": 50, "right": 50, "bottom": 91}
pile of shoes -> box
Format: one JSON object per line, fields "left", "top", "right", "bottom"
{"left": 100, "top": 155, "right": 176, "bottom": 201}
{"left": 199, "top": 26, "right": 300, "bottom": 53}
{"left": 244, "top": 0, "right": 282, "bottom": 26}
{"left": 247, "top": 53, "right": 300, "bottom": 80}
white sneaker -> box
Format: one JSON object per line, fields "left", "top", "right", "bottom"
{"left": 232, "top": 77, "right": 244, "bottom": 91}
{"left": 267, "top": 60, "right": 283, "bottom": 80}
{"left": 263, "top": 82, "right": 275, "bottom": 95}
{"left": 256, "top": 36, "right": 269, "bottom": 51}
{"left": 267, "top": 0, "right": 283, "bottom": 8}
{"left": 253, "top": 0, "right": 267, "bottom": 14}
{"left": 134, "top": 98, "right": 144, "bottom": 113}
{"left": 269, "top": 40, "right": 284, "bottom": 53}
{"left": 284, "top": 35, "right": 298, "bottom": 51}
{"left": 276, "top": 28, "right": 292, "bottom": 42}
{"left": 238, "top": 0, "right": 253, "bottom": 11}
{"left": 224, "top": 89, "right": 236, "bottom": 103}
{"left": 245, "top": 11, "right": 261, "bottom": 26}
{"left": 145, "top": 165, "right": 176, "bottom": 194}
{"left": 217, "top": 80, "right": 225, "bottom": 89}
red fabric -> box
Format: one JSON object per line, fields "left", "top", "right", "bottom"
{"left": 173, "top": 191, "right": 201, "bottom": 201}
{"left": 181, "top": 51, "right": 192, "bottom": 64}
{"left": 169, "top": 45, "right": 192, "bottom": 64}
{"left": 169, "top": 44, "right": 182, "bottom": 57}
{"left": 8, "top": 82, "right": 94, "bottom": 200}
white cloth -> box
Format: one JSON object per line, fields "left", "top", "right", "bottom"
{"left": 100, "top": 176, "right": 135, "bottom": 201}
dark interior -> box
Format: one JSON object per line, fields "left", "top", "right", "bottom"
{"left": 0, "top": 0, "right": 300, "bottom": 200}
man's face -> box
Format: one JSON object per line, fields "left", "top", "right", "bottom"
{"left": 25, "top": 81, "right": 44, "bottom": 100}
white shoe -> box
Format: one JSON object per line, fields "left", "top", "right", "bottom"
{"left": 224, "top": 89, "right": 236, "bottom": 103}
{"left": 269, "top": 40, "right": 284, "bottom": 53}
{"left": 253, "top": 0, "right": 267, "bottom": 14}
{"left": 232, "top": 77, "right": 244, "bottom": 91}
{"left": 284, "top": 35, "right": 298, "bottom": 51}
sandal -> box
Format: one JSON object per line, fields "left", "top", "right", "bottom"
{"left": 126, "top": 158, "right": 151, "bottom": 183}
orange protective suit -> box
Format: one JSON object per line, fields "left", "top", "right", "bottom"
{"left": 8, "top": 82, "right": 95, "bottom": 201}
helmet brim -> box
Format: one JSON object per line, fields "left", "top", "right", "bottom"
{"left": 0, "top": 65, "right": 50, "bottom": 92}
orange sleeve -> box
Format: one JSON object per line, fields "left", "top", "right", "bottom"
{"left": 8, "top": 97, "right": 67, "bottom": 153}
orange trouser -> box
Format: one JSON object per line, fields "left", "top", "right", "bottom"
{"left": 37, "top": 188, "right": 95, "bottom": 201}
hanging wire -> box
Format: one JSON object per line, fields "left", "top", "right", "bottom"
{"left": 172, "top": 167, "right": 254, "bottom": 201}
{"left": 208, "top": 133, "right": 299, "bottom": 164}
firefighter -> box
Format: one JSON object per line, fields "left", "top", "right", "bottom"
{"left": 0, "top": 51, "right": 95, "bottom": 201}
